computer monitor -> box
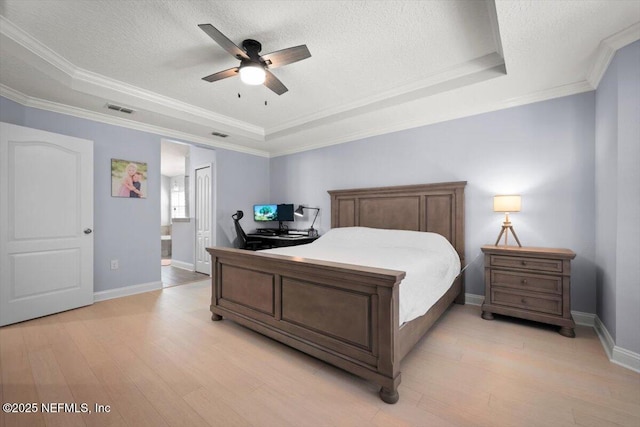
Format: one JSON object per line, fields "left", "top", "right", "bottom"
{"left": 253, "top": 203, "right": 295, "bottom": 233}
{"left": 253, "top": 204, "right": 278, "bottom": 222}
{"left": 277, "top": 204, "right": 294, "bottom": 222}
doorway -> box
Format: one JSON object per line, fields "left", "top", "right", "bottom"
{"left": 160, "top": 141, "right": 215, "bottom": 285}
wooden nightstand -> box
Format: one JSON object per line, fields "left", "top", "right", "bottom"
{"left": 480, "top": 245, "right": 577, "bottom": 337}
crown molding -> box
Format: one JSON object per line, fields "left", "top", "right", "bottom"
{"left": 266, "top": 52, "right": 506, "bottom": 138}
{"left": 0, "top": 15, "right": 76, "bottom": 76}
{"left": 0, "top": 84, "right": 28, "bottom": 105}
{"left": 71, "top": 68, "right": 264, "bottom": 138}
{"left": 486, "top": 0, "right": 504, "bottom": 60}
{"left": 270, "top": 79, "right": 594, "bottom": 157}
{"left": 586, "top": 22, "right": 640, "bottom": 89}
{"left": 492, "top": 80, "right": 593, "bottom": 110}
{"left": 0, "top": 15, "right": 264, "bottom": 140}
{"left": 1, "top": 77, "right": 594, "bottom": 160}
{"left": 0, "top": 85, "right": 270, "bottom": 158}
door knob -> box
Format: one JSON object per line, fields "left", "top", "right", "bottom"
{"left": 84, "top": 228, "right": 93, "bottom": 234}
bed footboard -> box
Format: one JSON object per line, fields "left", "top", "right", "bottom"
{"left": 206, "top": 247, "right": 406, "bottom": 403}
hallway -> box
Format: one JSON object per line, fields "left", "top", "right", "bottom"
{"left": 161, "top": 264, "right": 209, "bottom": 287}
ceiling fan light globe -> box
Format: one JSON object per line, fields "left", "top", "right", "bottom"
{"left": 239, "top": 65, "right": 266, "bottom": 85}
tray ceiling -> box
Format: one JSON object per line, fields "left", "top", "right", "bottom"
{"left": 1, "top": 1, "right": 639, "bottom": 156}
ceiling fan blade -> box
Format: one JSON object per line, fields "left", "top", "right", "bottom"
{"left": 264, "top": 70, "right": 288, "bottom": 95}
{"left": 261, "top": 45, "right": 311, "bottom": 69}
{"left": 202, "top": 67, "right": 239, "bottom": 83}
{"left": 198, "top": 24, "right": 248, "bottom": 60}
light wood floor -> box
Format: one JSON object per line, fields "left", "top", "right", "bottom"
{"left": 161, "top": 264, "right": 209, "bottom": 287}
{"left": 1, "top": 281, "right": 638, "bottom": 427}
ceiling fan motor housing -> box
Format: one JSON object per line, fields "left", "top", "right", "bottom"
{"left": 241, "top": 39, "right": 263, "bottom": 60}
{"left": 239, "top": 39, "right": 266, "bottom": 85}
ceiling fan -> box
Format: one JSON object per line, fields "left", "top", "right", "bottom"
{"left": 199, "top": 24, "right": 311, "bottom": 95}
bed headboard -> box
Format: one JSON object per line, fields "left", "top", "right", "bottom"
{"left": 328, "top": 181, "right": 466, "bottom": 261}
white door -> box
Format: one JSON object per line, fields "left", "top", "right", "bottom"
{"left": 195, "top": 166, "right": 211, "bottom": 275}
{"left": 0, "top": 122, "right": 93, "bottom": 326}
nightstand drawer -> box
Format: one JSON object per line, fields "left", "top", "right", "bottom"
{"left": 490, "top": 255, "right": 563, "bottom": 273}
{"left": 491, "top": 270, "right": 562, "bottom": 294}
{"left": 491, "top": 288, "right": 562, "bottom": 316}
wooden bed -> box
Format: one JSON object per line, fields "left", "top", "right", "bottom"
{"left": 206, "top": 181, "right": 466, "bottom": 403}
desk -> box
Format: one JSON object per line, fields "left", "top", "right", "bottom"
{"left": 247, "top": 233, "right": 319, "bottom": 248}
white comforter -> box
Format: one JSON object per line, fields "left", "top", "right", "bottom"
{"left": 262, "top": 227, "right": 461, "bottom": 324}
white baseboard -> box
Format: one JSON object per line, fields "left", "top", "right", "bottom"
{"left": 466, "top": 293, "right": 638, "bottom": 373}
{"left": 571, "top": 310, "right": 596, "bottom": 327}
{"left": 465, "top": 293, "right": 484, "bottom": 306}
{"left": 171, "top": 260, "right": 195, "bottom": 271}
{"left": 94, "top": 281, "right": 162, "bottom": 302}
{"left": 594, "top": 315, "right": 616, "bottom": 360}
{"left": 594, "top": 316, "right": 640, "bottom": 373}
{"left": 466, "top": 294, "right": 595, "bottom": 326}
{"left": 612, "top": 346, "right": 640, "bottom": 373}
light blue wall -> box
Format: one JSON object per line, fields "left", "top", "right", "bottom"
{"left": 215, "top": 148, "right": 270, "bottom": 248}
{"left": 595, "top": 40, "right": 640, "bottom": 353}
{"left": 595, "top": 48, "right": 619, "bottom": 339}
{"left": 0, "top": 98, "right": 162, "bottom": 292}
{"left": 0, "top": 96, "right": 270, "bottom": 292}
{"left": 171, "top": 220, "right": 194, "bottom": 265}
{"left": 0, "top": 97, "right": 24, "bottom": 124}
{"left": 270, "top": 93, "right": 597, "bottom": 313}
{"left": 615, "top": 41, "right": 640, "bottom": 354}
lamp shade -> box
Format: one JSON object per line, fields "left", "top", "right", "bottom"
{"left": 239, "top": 64, "right": 266, "bottom": 85}
{"left": 493, "top": 195, "right": 521, "bottom": 212}
{"left": 294, "top": 205, "right": 305, "bottom": 216}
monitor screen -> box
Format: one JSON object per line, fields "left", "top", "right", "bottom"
{"left": 277, "top": 204, "right": 294, "bottom": 222}
{"left": 253, "top": 204, "right": 278, "bottom": 222}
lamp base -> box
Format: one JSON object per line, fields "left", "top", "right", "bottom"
{"left": 495, "top": 224, "right": 522, "bottom": 247}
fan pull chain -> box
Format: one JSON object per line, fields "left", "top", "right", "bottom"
{"left": 235, "top": 92, "right": 267, "bottom": 106}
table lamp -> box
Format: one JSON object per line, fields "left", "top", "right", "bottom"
{"left": 294, "top": 205, "right": 320, "bottom": 237}
{"left": 493, "top": 195, "right": 522, "bottom": 247}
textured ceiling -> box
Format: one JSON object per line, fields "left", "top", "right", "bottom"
{"left": 1, "top": 1, "right": 639, "bottom": 156}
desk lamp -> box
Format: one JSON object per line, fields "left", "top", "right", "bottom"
{"left": 294, "top": 205, "right": 320, "bottom": 237}
{"left": 493, "top": 195, "right": 522, "bottom": 247}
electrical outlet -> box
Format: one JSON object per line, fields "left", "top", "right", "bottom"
{"left": 110, "top": 259, "right": 119, "bottom": 270}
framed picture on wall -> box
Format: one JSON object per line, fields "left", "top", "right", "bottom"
{"left": 111, "top": 158, "right": 147, "bottom": 198}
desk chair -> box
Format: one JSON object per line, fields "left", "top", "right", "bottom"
{"left": 232, "top": 210, "right": 263, "bottom": 250}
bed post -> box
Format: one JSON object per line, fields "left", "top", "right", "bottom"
{"left": 210, "top": 252, "right": 223, "bottom": 320}
{"left": 454, "top": 184, "right": 465, "bottom": 304}
{"left": 376, "top": 282, "right": 401, "bottom": 403}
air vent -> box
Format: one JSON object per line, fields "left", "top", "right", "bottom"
{"left": 105, "top": 103, "right": 135, "bottom": 114}
{"left": 211, "top": 131, "right": 229, "bottom": 138}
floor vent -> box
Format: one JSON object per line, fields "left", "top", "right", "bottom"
{"left": 211, "top": 131, "right": 229, "bottom": 138}
{"left": 105, "top": 103, "right": 135, "bottom": 114}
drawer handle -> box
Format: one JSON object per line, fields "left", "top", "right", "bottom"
{"left": 521, "top": 279, "right": 528, "bottom": 284}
